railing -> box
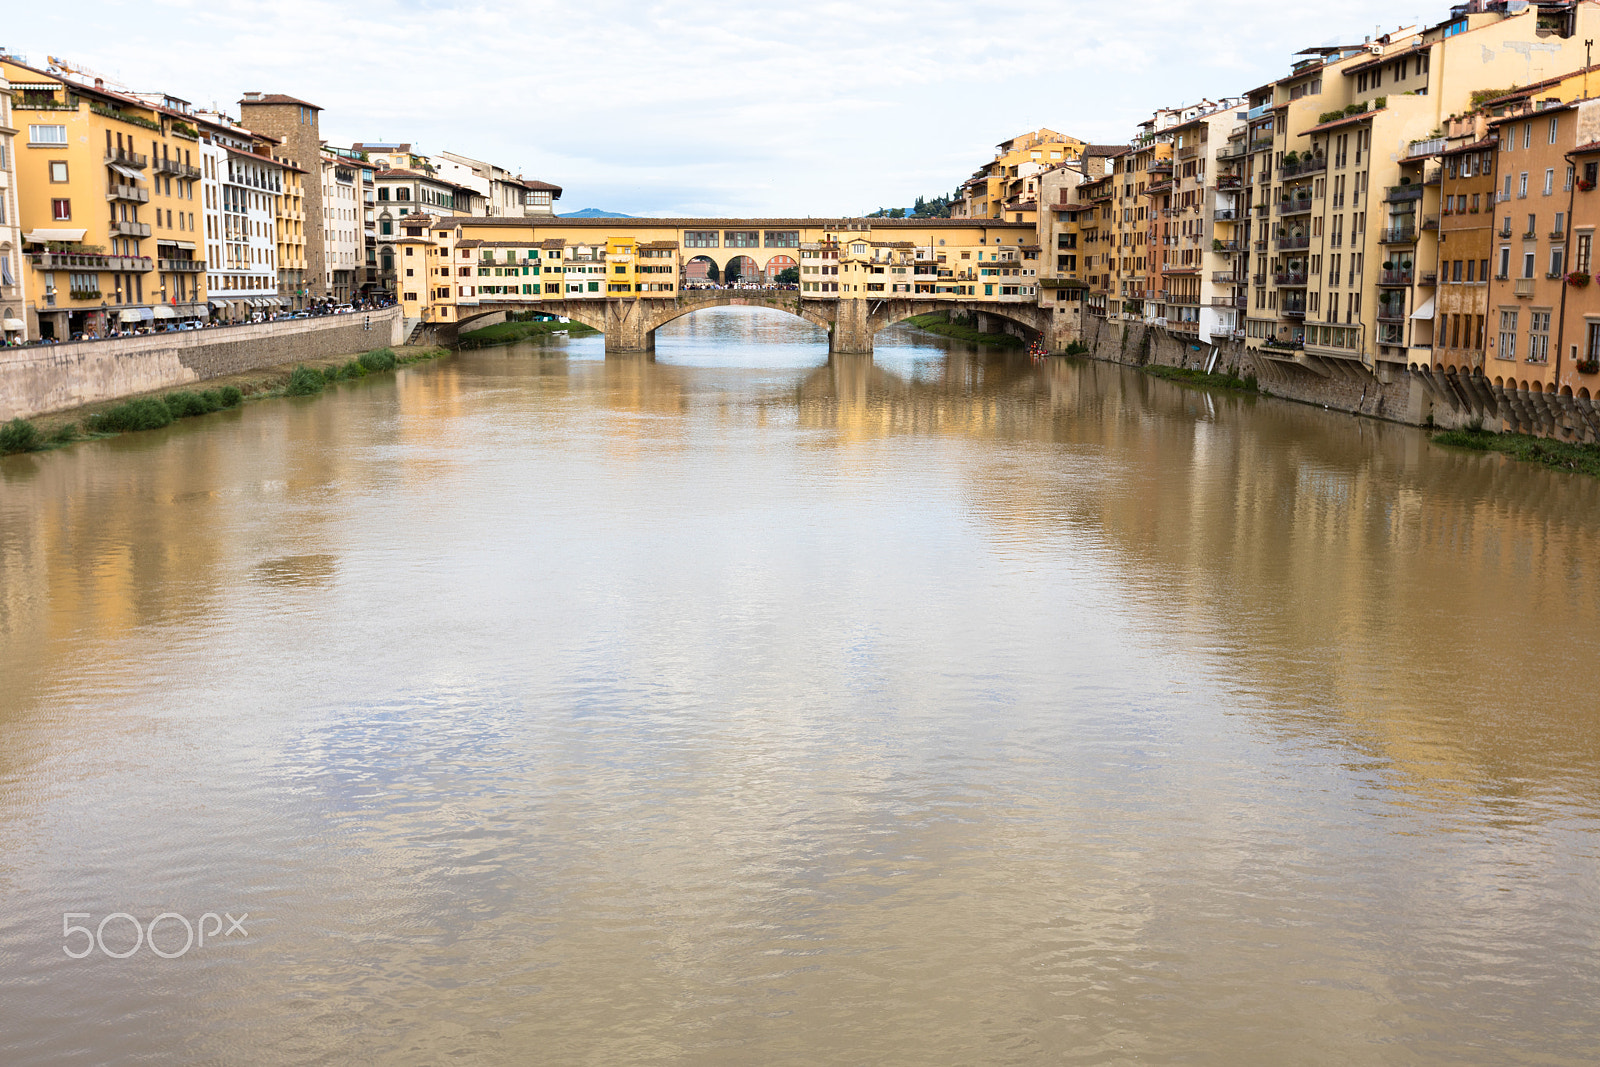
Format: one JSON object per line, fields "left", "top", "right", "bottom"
{"left": 1253, "top": 203, "right": 1272, "bottom": 217}
{"left": 1249, "top": 138, "right": 1275, "bottom": 153}
{"left": 1281, "top": 304, "right": 1307, "bottom": 318}
{"left": 1376, "top": 306, "right": 1408, "bottom": 322}
{"left": 1148, "top": 161, "right": 1174, "bottom": 174}
{"left": 1209, "top": 295, "right": 1242, "bottom": 307}
{"left": 1214, "top": 209, "right": 1238, "bottom": 221}
{"left": 1214, "top": 176, "right": 1241, "bottom": 190}
{"left": 105, "top": 149, "right": 148, "bottom": 169}
{"left": 106, "top": 183, "right": 149, "bottom": 203}
{"left": 1214, "top": 240, "right": 1240, "bottom": 252}
{"left": 1419, "top": 271, "right": 1437, "bottom": 285}
{"left": 159, "top": 258, "right": 204, "bottom": 272}
{"left": 1377, "top": 323, "right": 1406, "bottom": 345}
{"left": 1513, "top": 277, "right": 1535, "bottom": 296}
{"left": 1276, "top": 236, "right": 1311, "bottom": 250}
{"left": 1277, "top": 198, "right": 1314, "bottom": 215}
{"left": 1216, "top": 144, "right": 1248, "bottom": 161}
{"left": 1212, "top": 271, "right": 1236, "bottom": 283}
{"left": 1178, "top": 144, "right": 1199, "bottom": 159}
{"left": 1274, "top": 272, "right": 1308, "bottom": 286}
{"left": 1407, "top": 138, "right": 1446, "bottom": 158}
{"left": 1379, "top": 227, "right": 1417, "bottom": 243}
{"left": 1378, "top": 269, "right": 1414, "bottom": 285}
{"left": 29, "top": 251, "right": 154, "bottom": 272}
{"left": 109, "top": 220, "right": 152, "bottom": 238}
{"left": 1252, "top": 273, "right": 1266, "bottom": 286}
{"left": 1278, "top": 156, "right": 1328, "bottom": 178}
{"left": 155, "top": 159, "right": 202, "bottom": 180}
{"left": 1246, "top": 103, "right": 1273, "bottom": 121}
{"left": 1385, "top": 185, "right": 1424, "bottom": 203}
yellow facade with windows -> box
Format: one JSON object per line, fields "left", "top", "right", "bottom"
{"left": 2, "top": 59, "right": 208, "bottom": 339}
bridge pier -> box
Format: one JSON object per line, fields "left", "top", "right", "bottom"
{"left": 603, "top": 300, "right": 657, "bottom": 354}
{"left": 830, "top": 298, "right": 874, "bottom": 355}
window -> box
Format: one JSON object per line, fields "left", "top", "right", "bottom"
{"left": 29, "top": 124, "right": 67, "bottom": 145}
{"left": 1519, "top": 172, "right": 1529, "bottom": 198}
{"left": 51, "top": 198, "right": 71, "bottom": 221}
{"left": 724, "top": 231, "right": 759, "bottom": 248}
{"left": 1554, "top": 212, "right": 1566, "bottom": 237}
{"left": 48, "top": 160, "right": 70, "bottom": 183}
{"left": 1589, "top": 321, "right": 1600, "bottom": 361}
{"left": 1524, "top": 123, "right": 1532, "bottom": 149}
{"left": 684, "top": 231, "right": 718, "bottom": 248}
{"left": 1523, "top": 251, "right": 1535, "bottom": 279}
{"left": 1528, "top": 310, "right": 1550, "bottom": 363}
{"left": 1550, "top": 246, "right": 1565, "bottom": 277}
{"left": 763, "top": 231, "right": 799, "bottom": 247}
{"left": 1550, "top": 116, "right": 1559, "bottom": 144}
{"left": 1498, "top": 310, "right": 1518, "bottom": 359}
{"left": 1498, "top": 246, "right": 1511, "bottom": 278}
{"left": 1452, "top": 259, "right": 1463, "bottom": 282}
{"left": 1578, "top": 233, "right": 1593, "bottom": 273}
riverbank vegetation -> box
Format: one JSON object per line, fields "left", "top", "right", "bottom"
{"left": 457, "top": 315, "right": 598, "bottom": 349}
{"left": 901, "top": 311, "right": 1025, "bottom": 348}
{"left": 1431, "top": 426, "right": 1600, "bottom": 477}
{"left": 1, "top": 345, "right": 448, "bottom": 456}
{"left": 1142, "top": 364, "right": 1259, "bottom": 394}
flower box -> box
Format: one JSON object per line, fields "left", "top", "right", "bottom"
{"left": 1567, "top": 272, "right": 1591, "bottom": 288}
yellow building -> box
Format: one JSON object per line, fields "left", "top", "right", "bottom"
{"left": 955, "top": 129, "right": 1088, "bottom": 224}
{"left": 2, "top": 59, "right": 209, "bottom": 338}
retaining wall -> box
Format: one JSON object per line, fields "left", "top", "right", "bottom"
{"left": 0, "top": 307, "right": 404, "bottom": 420}
{"left": 1080, "top": 316, "right": 1427, "bottom": 425}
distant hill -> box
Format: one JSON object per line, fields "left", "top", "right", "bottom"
{"left": 558, "top": 208, "right": 634, "bottom": 218}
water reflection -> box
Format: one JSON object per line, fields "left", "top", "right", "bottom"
{"left": 1, "top": 307, "right": 1597, "bottom": 1065}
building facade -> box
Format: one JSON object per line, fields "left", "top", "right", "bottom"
{"left": 198, "top": 115, "right": 287, "bottom": 320}
{"left": 238, "top": 93, "right": 327, "bottom": 301}
{"left": 1, "top": 70, "right": 29, "bottom": 343}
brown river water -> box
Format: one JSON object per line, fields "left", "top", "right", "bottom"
{"left": 1, "top": 308, "right": 1598, "bottom": 1065}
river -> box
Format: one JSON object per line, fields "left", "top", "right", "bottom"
{"left": 2, "top": 308, "right": 1597, "bottom": 1065}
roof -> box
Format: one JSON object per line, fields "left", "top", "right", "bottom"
{"left": 1487, "top": 100, "right": 1577, "bottom": 126}
{"left": 240, "top": 93, "right": 322, "bottom": 111}
{"left": 1300, "top": 107, "right": 1384, "bottom": 136}
{"left": 1479, "top": 64, "right": 1600, "bottom": 107}
{"left": 522, "top": 180, "right": 563, "bottom": 193}
{"left": 421, "top": 216, "right": 1038, "bottom": 230}
{"left": 1442, "top": 137, "right": 1497, "bottom": 157}
{"left": 1082, "top": 144, "right": 1130, "bottom": 157}
{"left": 1341, "top": 41, "right": 1427, "bottom": 77}
{"left": 1573, "top": 140, "right": 1600, "bottom": 154}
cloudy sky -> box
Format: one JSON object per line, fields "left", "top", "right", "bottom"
{"left": 6, "top": 0, "right": 1434, "bottom": 216}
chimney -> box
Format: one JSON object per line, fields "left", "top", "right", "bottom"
{"left": 95, "top": 77, "right": 103, "bottom": 89}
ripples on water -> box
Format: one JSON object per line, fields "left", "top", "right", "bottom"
{"left": 1, "top": 308, "right": 1597, "bottom": 1065}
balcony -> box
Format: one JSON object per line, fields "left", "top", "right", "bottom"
{"left": 1419, "top": 271, "right": 1437, "bottom": 286}
{"left": 1379, "top": 227, "right": 1417, "bottom": 244}
{"left": 1249, "top": 138, "right": 1275, "bottom": 154}
{"left": 1513, "top": 277, "right": 1535, "bottom": 296}
{"left": 1148, "top": 160, "right": 1174, "bottom": 175}
{"left": 154, "top": 159, "right": 202, "bottom": 180}
{"left": 1407, "top": 137, "right": 1446, "bottom": 158}
{"left": 1214, "top": 176, "right": 1241, "bottom": 190}
{"left": 1213, "top": 240, "right": 1240, "bottom": 253}
{"left": 105, "top": 149, "right": 148, "bottom": 169}
{"left": 1422, "top": 214, "right": 1439, "bottom": 230}
{"left": 1280, "top": 304, "right": 1307, "bottom": 318}
{"left": 106, "top": 183, "right": 149, "bottom": 204}
{"left": 1276, "top": 235, "right": 1311, "bottom": 251}
{"left": 1217, "top": 143, "right": 1248, "bottom": 161}
{"left": 159, "top": 258, "right": 204, "bottom": 272}
{"left": 1377, "top": 322, "right": 1406, "bottom": 345}
{"left": 28, "top": 251, "right": 154, "bottom": 273}
{"left": 1253, "top": 203, "right": 1272, "bottom": 217}
{"left": 1274, "top": 271, "right": 1308, "bottom": 286}
{"left": 1277, "top": 198, "right": 1314, "bottom": 216}
{"left": 1379, "top": 269, "right": 1413, "bottom": 285}
{"left": 1178, "top": 144, "right": 1199, "bottom": 160}
{"left": 109, "top": 220, "right": 152, "bottom": 238}
{"left": 1164, "top": 291, "right": 1201, "bottom": 305}
{"left": 1212, "top": 271, "right": 1236, "bottom": 283}
{"left": 1278, "top": 156, "right": 1328, "bottom": 178}
{"left": 1377, "top": 305, "right": 1408, "bottom": 323}
{"left": 1210, "top": 295, "right": 1246, "bottom": 307}
{"left": 1385, "top": 184, "right": 1424, "bottom": 203}
{"left": 1214, "top": 208, "right": 1238, "bottom": 221}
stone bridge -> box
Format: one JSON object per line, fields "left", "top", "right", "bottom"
{"left": 435, "top": 291, "right": 1063, "bottom": 355}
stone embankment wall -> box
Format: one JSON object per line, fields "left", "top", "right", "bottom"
{"left": 1079, "top": 316, "right": 1426, "bottom": 425}
{"left": 0, "top": 307, "right": 404, "bottom": 420}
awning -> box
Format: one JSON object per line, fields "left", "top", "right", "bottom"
{"left": 1410, "top": 296, "right": 1436, "bottom": 320}
{"left": 109, "top": 164, "right": 145, "bottom": 182}
{"left": 2, "top": 319, "right": 25, "bottom": 331}
{"left": 152, "top": 306, "right": 176, "bottom": 320}
{"left": 23, "top": 228, "right": 88, "bottom": 243}
{"left": 157, "top": 239, "right": 197, "bottom": 251}
{"left": 10, "top": 82, "right": 63, "bottom": 90}
{"left": 118, "top": 307, "right": 154, "bottom": 324}
{"left": 208, "top": 299, "right": 228, "bottom": 309}
{"left": 180, "top": 303, "right": 207, "bottom": 317}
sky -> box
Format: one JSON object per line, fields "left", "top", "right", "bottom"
{"left": 4, "top": 0, "right": 1439, "bottom": 217}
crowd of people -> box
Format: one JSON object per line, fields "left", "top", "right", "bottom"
{"left": 681, "top": 280, "right": 800, "bottom": 292}
{"left": 1, "top": 294, "right": 397, "bottom": 348}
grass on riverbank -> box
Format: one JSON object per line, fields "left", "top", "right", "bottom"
{"left": 1431, "top": 426, "right": 1600, "bottom": 477}
{"left": 1143, "top": 364, "right": 1259, "bottom": 394}
{"left": 458, "top": 317, "right": 598, "bottom": 348}
{"left": 901, "top": 311, "right": 1026, "bottom": 348}
{"left": 1, "top": 345, "right": 449, "bottom": 456}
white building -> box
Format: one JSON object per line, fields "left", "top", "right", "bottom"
{"left": 321, "top": 151, "right": 361, "bottom": 302}
{"left": 197, "top": 111, "right": 285, "bottom": 320}
{"left": 0, "top": 71, "right": 29, "bottom": 342}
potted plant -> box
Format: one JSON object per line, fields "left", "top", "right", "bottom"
{"left": 1568, "top": 271, "right": 1591, "bottom": 287}
{"left": 1283, "top": 150, "right": 1300, "bottom": 167}
{"left": 1382, "top": 261, "right": 1395, "bottom": 270}
{"left": 1577, "top": 358, "right": 1599, "bottom": 374}
{"left": 1579, "top": 179, "right": 1596, "bottom": 192}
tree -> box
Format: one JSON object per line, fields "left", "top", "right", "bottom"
{"left": 776, "top": 266, "right": 799, "bottom": 285}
